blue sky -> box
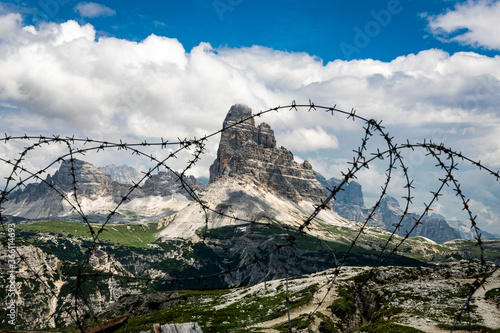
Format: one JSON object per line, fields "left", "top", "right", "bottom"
{"left": 9, "top": 0, "right": 499, "bottom": 61}
{"left": 1, "top": 0, "right": 500, "bottom": 235}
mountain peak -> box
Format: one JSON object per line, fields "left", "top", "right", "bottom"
{"left": 209, "top": 104, "right": 328, "bottom": 204}
{"left": 224, "top": 104, "right": 253, "bottom": 123}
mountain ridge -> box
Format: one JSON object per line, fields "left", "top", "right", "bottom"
{"left": 3, "top": 159, "right": 202, "bottom": 219}
{"left": 315, "top": 173, "right": 471, "bottom": 242}
{"left": 3, "top": 104, "right": 498, "bottom": 242}
{"left": 100, "top": 164, "right": 140, "bottom": 184}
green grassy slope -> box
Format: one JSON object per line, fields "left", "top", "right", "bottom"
{"left": 18, "top": 220, "right": 160, "bottom": 248}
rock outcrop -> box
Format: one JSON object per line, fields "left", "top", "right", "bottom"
{"left": 316, "top": 174, "right": 372, "bottom": 224}
{"left": 373, "top": 196, "right": 462, "bottom": 243}
{"left": 101, "top": 164, "right": 140, "bottom": 184}
{"left": 0, "top": 241, "right": 144, "bottom": 330}
{"left": 447, "top": 219, "right": 499, "bottom": 240}
{"left": 3, "top": 159, "right": 203, "bottom": 219}
{"left": 3, "top": 159, "right": 113, "bottom": 218}
{"left": 142, "top": 171, "right": 203, "bottom": 197}
{"left": 316, "top": 172, "right": 463, "bottom": 243}
{"left": 209, "top": 104, "right": 328, "bottom": 205}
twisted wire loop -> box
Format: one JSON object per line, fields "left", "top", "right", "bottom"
{"left": 0, "top": 102, "right": 498, "bottom": 333}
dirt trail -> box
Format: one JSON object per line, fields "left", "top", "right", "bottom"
{"left": 250, "top": 268, "right": 365, "bottom": 332}
{"left": 474, "top": 268, "right": 500, "bottom": 329}
{"left": 247, "top": 266, "right": 500, "bottom": 333}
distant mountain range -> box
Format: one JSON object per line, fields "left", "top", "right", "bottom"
{"left": 316, "top": 171, "right": 498, "bottom": 241}
{"left": 3, "top": 159, "right": 202, "bottom": 221}
{"left": 3, "top": 104, "right": 498, "bottom": 242}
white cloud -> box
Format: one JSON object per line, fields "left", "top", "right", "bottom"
{"left": 276, "top": 127, "right": 339, "bottom": 152}
{"left": 0, "top": 12, "right": 22, "bottom": 40}
{"left": 469, "top": 199, "right": 497, "bottom": 227}
{"left": 427, "top": 0, "right": 500, "bottom": 50}
{"left": 74, "top": 2, "right": 116, "bottom": 18}
{"left": 0, "top": 17, "right": 499, "bottom": 166}
{"left": 1, "top": 18, "right": 500, "bottom": 141}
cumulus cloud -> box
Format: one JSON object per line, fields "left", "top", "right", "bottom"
{"left": 427, "top": 0, "right": 500, "bottom": 50}
{"left": 0, "top": 18, "right": 499, "bottom": 151}
{"left": 469, "top": 199, "right": 497, "bottom": 227}
{"left": 277, "top": 127, "right": 339, "bottom": 152}
{"left": 0, "top": 17, "right": 499, "bottom": 167}
{"left": 0, "top": 12, "right": 22, "bottom": 39}
{"left": 74, "top": 2, "right": 116, "bottom": 18}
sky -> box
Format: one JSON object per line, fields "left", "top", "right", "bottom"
{"left": 0, "top": 0, "right": 500, "bottom": 235}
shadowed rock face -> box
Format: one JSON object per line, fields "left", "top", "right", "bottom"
{"left": 373, "top": 196, "right": 462, "bottom": 243}
{"left": 209, "top": 104, "right": 328, "bottom": 204}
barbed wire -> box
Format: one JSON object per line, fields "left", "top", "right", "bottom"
{"left": 0, "top": 102, "right": 499, "bottom": 332}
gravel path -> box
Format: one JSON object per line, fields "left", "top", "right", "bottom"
{"left": 250, "top": 267, "right": 366, "bottom": 332}
{"left": 474, "top": 268, "right": 500, "bottom": 329}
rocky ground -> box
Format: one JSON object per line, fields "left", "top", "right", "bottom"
{"left": 93, "top": 263, "right": 499, "bottom": 333}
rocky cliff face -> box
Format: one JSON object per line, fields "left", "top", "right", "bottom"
{"left": 315, "top": 172, "right": 463, "bottom": 243}
{"left": 447, "top": 219, "right": 499, "bottom": 240}
{"left": 0, "top": 240, "right": 144, "bottom": 330}
{"left": 141, "top": 171, "right": 203, "bottom": 197}
{"left": 3, "top": 159, "right": 114, "bottom": 218}
{"left": 316, "top": 175, "right": 373, "bottom": 225}
{"left": 326, "top": 177, "right": 365, "bottom": 207}
{"left": 373, "top": 196, "right": 462, "bottom": 243}
{"left": 101, "top": 164, "right": 140, "bottom": 184}
{"left": 209, "top": 104, "right": 328, "bottom": 205}
{"left": 3, "top": 159, "right": 203, "bottom": 219}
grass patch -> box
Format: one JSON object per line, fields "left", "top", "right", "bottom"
{"left": 485, "top": 287, "right": 500, "bottom": 299}
{"left": 316, "top": 312, "right": 339, "bottom": 333}
{"left": 18, "top": 220, "right": 159, "bottom": 248}
{"left": 273, "top": 314, "right": 314, "bottom": 332}
{"left": 328, "top": 284, "right": 356, "bottom": 321}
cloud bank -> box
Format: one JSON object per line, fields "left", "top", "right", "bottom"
{"left": 427, "top": 0, "right": 500, "bottom": 50}
{"left": 0, "top": 16, "right": 498, "bottom": 159}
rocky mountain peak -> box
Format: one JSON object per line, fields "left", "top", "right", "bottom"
{"left": 54, "top": 159, "right": 110, "bottom": 196}
{"left": 209, "top": 104, "right": 328, "bottom": 204}
{"left": 222, "top": 104, "right": 256, "bottom": 148}
{"left": 379, "top": 196, "right": 401, "bottom": 212}
{"left": 225, "top": 103, "right": 254, "bottom": 122}
{"left": 254, "top": 122, "right": 276, "bottom": 148}
{"left": 4, "top": 158, "right": 203, "bottom": 219}
{"left": 101, "top": 164, "right": 140, "bottom": 184}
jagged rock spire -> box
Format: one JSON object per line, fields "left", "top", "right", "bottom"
{"left": 209, "top": 104, "right": 328, "bottom": 204}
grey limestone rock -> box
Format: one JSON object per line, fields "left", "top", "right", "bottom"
{"left": 209, "top": 104, "right": 328, "bottom": 204}
{"left": 373, "top": 196, "right": 462, "bottom": 243}
{"left": 101, "top": 164, "right": 140, "bottom": 184}
{"left": 4, "top": 159, "right": 203, "bottom": 219}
